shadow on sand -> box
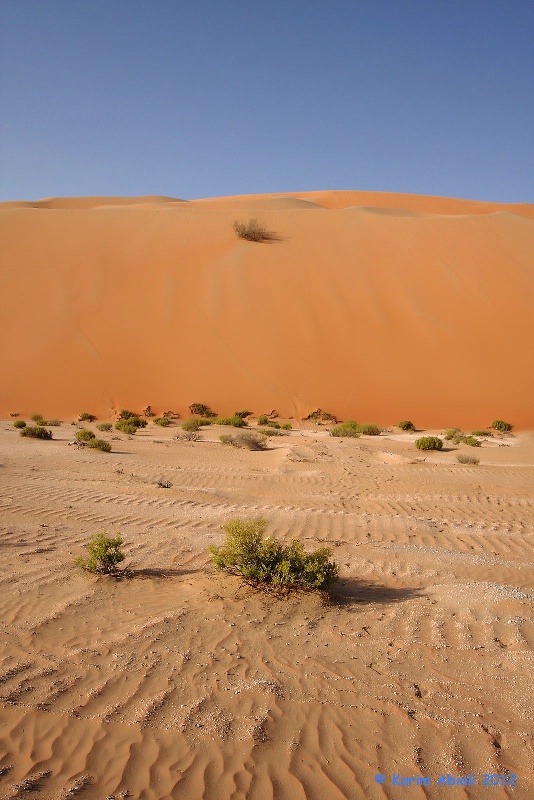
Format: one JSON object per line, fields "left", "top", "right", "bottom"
{"left": 329, "top": 578, "right": 426, "bottom": 607}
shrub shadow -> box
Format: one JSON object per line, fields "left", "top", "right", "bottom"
{"left": 118, "top": 566, "right": 205, "bottom": 580}
{"left": 329, "top": 577, "right": 426, "bottom": 607}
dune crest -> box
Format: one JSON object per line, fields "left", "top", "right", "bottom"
{"left": 1, "top": 190, "right": 533, "bottom": 427}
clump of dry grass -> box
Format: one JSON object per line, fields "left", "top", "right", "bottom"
{"left": 220, "top": 432, "right": 268, "bottom": 450}
{"left": 233, "top": 218, "right": 273, "bottom": 242}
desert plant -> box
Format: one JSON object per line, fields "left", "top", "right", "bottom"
{"left": 330, "top": 420, "right": 361, "bottom": 438}
{"left": 358, "top": 423, "right": 381, "bottom": 436}
{"left": 233, "top": 218, "right": 271, "bottom": 242}
{"left": 304, "top": 409, "right": 338, "bottom": 423}
{"left": 154, "top": 417, "right": 171, "bottom": 427}
{"left": 79, "top": 412, "right": 96, "bottom": 422}
{"left": 96, "top": 422, "right": 113, "bottom": 432}
{"left": 220, "top": 432, "right": 268, "bottom": 450}
{"left": 234, "top": 410, "right": 252, "bottom": 419}
{"left": 471, "top": 429, "right": 493, "bottom": 437}
{"left": 118, "top": 409, "right": 137, "bottom": 420}
{"left": 280, "top": 423, "right": 292, "bottom": 430}
{"left": 115, "top": 416, "right": 146, "bottom": 434}
{"left": 75, "top": 429, "right": 96, "bottom": 443}
{"left": 30, "top": 414, "right": 44, "bottom": 423}
{"left": 257, "top": 415, "right": 269, "bottom": 425}
{"left": 20, "top": 426, "right": 52, "bottom": 439}
{"left": 87, "top": 438, "right": 112, "bottom": 452}
{"left": 258, "top": 428, "right": 284, "bottom": 437}
{"left": 182, "top": 417, "right": 203, "bottom": 433}
{"left": 177, "top": 431, "right": 201, "bottom": 441}
{"left": 209, "top": 517, "right": 339, "bottom": 592}
{"left": 156, "top": 478, "right": 172, "bottom": 488}
{"left": 457, "top": 453, "right": 480, "bottom": 465}
{"left": 13, "top": 420, "right": 26, "bottom": 429}
{"left": 189, "top": 403, "right": 216, "bottom": 418}
{"left": 216, "top": 416, "right": 246, "bottom": 427}
{"left": 45, "top": 418, "right": 62, "bottom": 426}
{"left": 74, "top": 532, "right": 125, "bottom": 575}
{"left": 398, "top": 420, "right": 415, "bottom": 431}
{"left": 445, "top": 428, "right": 461, "bottom": 440}
{"left": 461, "top": 436, "right": 481, "bottom": 447}
{"left": 491, "top": 420, "right": 512, "bottom": 432}
{"left": 415, "top": 436, "right": 443, "bottom": 451}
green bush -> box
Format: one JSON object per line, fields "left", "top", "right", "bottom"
{"left": 233, "top": 218, "right": 272, "bottom": 242}
{"left": 491, "top": 420, "right": 512, "bottom": 432}
{"left": 182, "top": 417, "right": 203, "bottom": 432}
{"left": 258, "top": 428, "right": 284, "bottom": 437}
{"left": 79, "top": 412, "right": 96, "bottom": 422}
{"left": 13, "top": 420, "right": 26, "bottom": 429}
{"left": 220, "top": 432, "right": 268, "bottom": 450}
{"left": 257, "top": 415, "right": 269, "bottom": 425}
{"left": 280, "top": 423, "right": 292, "bottom": 430}
{"left": 216, "top": 416, "right": 246, "bottom": 427}
{"left": 45, "top": 418, "right": 62, "bottom": 426}
{"left": 74, "top": 532, "right": 125, "bottom": 575}
{"left": 330, "top": 420, "right": 361, "bottom": 438}
{"left": 471, "top": 429, "right": 493, "bottom": 437}
{"left": 457, "top": 453, "right": 480, "bottom": 465}
{"left": 76, "top": 429, "right": 96, "bottom": 443}
{"left": 30, "top": 414, "right": 44, "bottom": 423}
{"left": 20, "top": 426, "right": 53, "bottom": 440}
{"left": 189, "top": 403, "right": 216, "bottom": 418}
{"left": 445, "top": 428, "right": 461, "bottom": 440}
{"left": 415, "top": 436, "right": 443, "bottom": 451}
{"left": 115, "top": 416, "right": 146, "bottom": 434}
{"left": 462, "top": 436, "right": 481, "bottom": 447}
{"left": 154, "top": 417, "right": 171, "bottom": 427}
{"left": 358, "top": 423, "right": 381, "bottom": 436}
{"left": 210, "top": 517, "right": 339, "bottom": 592}
{"left": 96, "top": 422, "right": 112, "bottom": 432}
{"left": 265, "top": 421, "right": 280, "bottom": 428}
{"left": 87, "top": 438, "right": 112, "bottom": 452}
{"left": 234, "top": 410, "right": 252, "bottom": 419}
{"left": 398, "top": 420, "right": 415, "bottom": 431}
{"left": 118, "top": 409, "right": 137, "bottom": 420}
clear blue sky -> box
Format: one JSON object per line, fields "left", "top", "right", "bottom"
{"left": 1, "top": 1, "right": 533, "bottom": 202}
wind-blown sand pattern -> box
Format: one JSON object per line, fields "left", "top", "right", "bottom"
{"left": 0, "top": 420, "right": 532, "bottom": 799}
{"left": 1, "top": 190, "right": 533, "bottom": 428}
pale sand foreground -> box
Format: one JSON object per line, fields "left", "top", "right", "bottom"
{"left": 1, "top": 190, "right": 534, "bottom": 429}
{"left": 0, "top": 420, "right": 533, "bottom": 800}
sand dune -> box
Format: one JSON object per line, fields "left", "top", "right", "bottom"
{"left": 1, "top": 190, "right": 533, "bottom": 427}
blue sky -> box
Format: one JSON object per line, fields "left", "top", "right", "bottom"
{"left": 1, "top": 1, "right": 533, "bottom": 202}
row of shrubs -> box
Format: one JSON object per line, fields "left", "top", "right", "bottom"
{"left": 76, "top": 518, "right": 340, "bottom": 593}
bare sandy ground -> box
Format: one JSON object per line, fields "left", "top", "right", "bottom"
{"left": 1, "top": 190, "right": 533, "bottom": 428}
{"left": 0, "top": 418, "right": 532, "bottom": 799}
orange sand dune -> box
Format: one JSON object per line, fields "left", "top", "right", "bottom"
{"left": 1, "top": 190, "right": 533, "bottom": 427}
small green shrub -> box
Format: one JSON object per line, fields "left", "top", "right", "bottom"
{"left": 182, "top": 417, "right": 203, "bottom": 432}
{"left": 79, "top": 412, "right": 96, "bottom": 422}
{"left": 189, "top": 403, "right": 216, "bottom": 418}
{"left": 118, "top": 409, "right": 137, "bottom": 420}
{"left": 154, "top": 417, "right": 171, "bottom": 427}
{"left": 115, "top": 416, "right": 146, "bottom": 434}
{"left": 415, "top": 436, "right": 443, "bottom": 451}
{"left": 45, "top": 419, "right": 62, "bottom": 426}
{"left": 445, "top": 428, "right": 461, "bottom": 440}
{"left": 20, "top": 426, "right": 53, "bottom": 439}
{"left": 257, "top": 415, "right": 269, "bottom": 425}
{"left": 304, "top": 409, "right": 338, "bottom": 423}
{"left": 76, "top": 429, "right": 96, "bottom": 443}
{"left": 30, "top": 414, "right": 44, "bottom": 423}
{"left": 471, "top": 429, "right": 493, "bottom": 437}
{"left": 96, "top": 422, "right": 112, "bottom": 432}
{"left": 462, "top": 436, "right": 481, "bottom": 447}
{"left": 491, "top": 420, "right": 512, "bottom": 432}
{"left": 280, "top": 423, "right": 292, "bottom": 430}
{"left": 13, "top": 420, "right": 26, "bottom": 429}
{"left": 209, "top": 517, "right": 339, "bottom": 592}
{"left": 74, "top": 532, "right": 125, "bottom": 575}
{"left": 258, "top": 428, "right": 284, "bottom": 437}
{"left": 216, "top": 416, "right": 246, "bottom": 427}
{"left": 265, "top": 421, "right": 280, "bottom": 429}
{"left": 87, "top": 438, "right": 112, "bottom": 452}
{"left": 330, "top": 420, "right": 361, "bottom": 438}
{"left": 233, "top": 218, "right": 271, "bottom": 242}
{"left": 358, "top": 423, "right": 381, "bottom": 436}
{"left": 398, "top": 420, "right": 415, "bottom": 431}
{"left": 457, "top": 453, "right": 480, "bottom": 465}
{"left": 234, "top": 410, "right": 252, "bottom": 419}
{"left": 220, "top": 432, "right": 268, "bottom": 450}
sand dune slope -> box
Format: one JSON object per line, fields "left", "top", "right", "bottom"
{"left": 1, "top": 191, "right": 533, "bottom": 427}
